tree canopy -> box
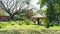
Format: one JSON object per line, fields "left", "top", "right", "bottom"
{"left": 0, "top": 0, "right": 40, "bottom": 19}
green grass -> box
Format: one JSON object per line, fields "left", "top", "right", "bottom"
{"left": 0, "top": 21, "right": 60, "bottom": 30}
{"left": 1, "top": 25, "right": 45, "bottom": 30}
{"left": 0, "top": 21, "right": 44, "bottom": 29}
{"left": 0, "top": 26, "right": 60, "bottom": 34}
{"left": 0, "top": 21, "right": 60, "bottom": 34}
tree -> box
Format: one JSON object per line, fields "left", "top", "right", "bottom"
{"left": 15, "top": 9, "right": 33, "bottom": 21}
{"left": 0, "top": 0, "right": 30, "bottom": 19}
{"left": 0, "top": 0, "right": 40, "bottom": 20}
{"left": 40, "top": 0, "right": 60, "bottom": 28}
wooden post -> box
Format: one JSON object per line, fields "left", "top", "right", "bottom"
{"left": 37, "top": 18, "right": 40, "bottom": 25}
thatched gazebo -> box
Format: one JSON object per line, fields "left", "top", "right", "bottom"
{"left": 0, "top": 9, "right": 10, "bottom": 21}
{"left": 31, "top": 14, "right": 46, "bottom": 25}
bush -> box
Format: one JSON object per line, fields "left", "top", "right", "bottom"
{"left": 24, "top": 19, "right": 32, "bottom": 25}
{"left": 18, "top": 21, "right": 23, "bottom": 25}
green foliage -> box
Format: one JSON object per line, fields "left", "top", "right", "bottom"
{"left": 40, "top": 0, "right": 60, "bottom": 28}
{"left": 0, "top": 21, "right": 34, "bottom": 29}
{"left": 18, "top": 21, "right": 23, "bottom": 25}
{"left": 24, "top": 19, "right": 32, "bottom": 25}
{"left": 16, "top": 9, "right": 33, "bottom": 21}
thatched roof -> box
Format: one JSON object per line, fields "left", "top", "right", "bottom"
{"left": 31, "top": 14, "right": 46, "bottom": 18}
{"left": 0, "top": 9, "right": 9, "bottom": 16}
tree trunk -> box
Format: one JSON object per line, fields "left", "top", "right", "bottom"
{"left": 10, "top": 15, "right": 14, "bottom": 19}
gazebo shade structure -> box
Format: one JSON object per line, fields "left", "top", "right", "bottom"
{"left": 0, "top": 9, "right": 10, "bottom": 21}
{"left": 31, "top": 14, "right": 46, "bottom": 25}
{"left": 31, "top": 14, "right": 46, "bottom": 18}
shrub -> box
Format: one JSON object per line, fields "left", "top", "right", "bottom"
{"left": 24, "top": 19, "right": 32, "bottom": 25}
{"left": 19, "top": 21, "right": 23, "bottom": 25}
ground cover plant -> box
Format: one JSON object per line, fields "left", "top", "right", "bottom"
{"left": 0, "top": 21, "right": 60, "bottom": 34}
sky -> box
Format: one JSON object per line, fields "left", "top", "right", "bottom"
{"left": 29, "top": 0, "right": 40, "bottom": 10}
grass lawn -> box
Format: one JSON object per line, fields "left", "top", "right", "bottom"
{"left": 1, "top": 24, "right": 45, "bottom": 30}
{"left": 0, "top": 21, "right": 44, "bottom": 29}
{"left": 0, "top": 21, "right": 60, "bottom": 30}
{"left": 0, "top": 21, "right": 60, "bottom": 34}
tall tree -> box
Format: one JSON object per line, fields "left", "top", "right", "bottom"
{"left": 0, "top": 0, "right": 30, "bottom": 19}
{"left": 0, "top": 0, "right": 40, "bottom": 19}
{"left": 40, "top": 0, "right": 60, "bottom": 27}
